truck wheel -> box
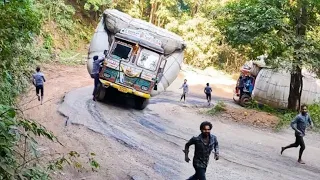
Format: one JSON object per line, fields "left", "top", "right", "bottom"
{"left": 240, "top": 94, "right": 251, "bottom": 107}
{"left": 95, "top": 83, "right": 106, "bottom": 101}
{"left": 134, "top": 97, "right": 149, "bottom": 110}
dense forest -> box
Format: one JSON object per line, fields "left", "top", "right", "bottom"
{"left": 1, "top": 0, "right": 320, "bottom": 179}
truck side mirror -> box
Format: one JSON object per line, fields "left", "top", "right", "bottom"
{"left": 104, "top": 50, "right": 109, "bottom": 56}
{"left": 160, "top": 59, "right": 167, "bottom": 69}
{"left": 153, "top": 80, "right": 158, "bottom": 91}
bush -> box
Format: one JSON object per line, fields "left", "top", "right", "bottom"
{"left": 247, "top": 100, "right": 319, "bottom": 130}
{"left": 0, "top": 1, "right": 99, "bottom": 179}
{"left": 305, "top": 104, "right": 320, "bottom": 129}
{"left": 207, "top": 101, "right": 227, "bottom": 115}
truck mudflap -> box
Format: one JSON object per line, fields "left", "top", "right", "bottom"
{"left": 99, "top": 79, "right": 151, "bottom": 99}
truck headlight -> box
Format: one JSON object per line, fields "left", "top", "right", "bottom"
{"left": 104, "top": 73, "right": 111, "bottom": 78}
{"left": 141, "top": 86, "right": 148, "bottom": 91}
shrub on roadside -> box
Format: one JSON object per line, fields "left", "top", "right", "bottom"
{"left": 247, "top": 100, "right": 319, "bottom": 130}
{"left": 207, "top": 101, "right": 227, "bottom": 115}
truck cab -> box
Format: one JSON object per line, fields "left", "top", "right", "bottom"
{"left": 95, "top": 28, "right": 166, "bottom": 110}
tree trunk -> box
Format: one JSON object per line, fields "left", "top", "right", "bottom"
{"left": 140, "top": 0, "right": 144, "bottom": 19}
{"left": 149, "top": 1, "right": 159, "bottom": 24}
{"left": 288, "top": 66, "right": 303, "bottom": 111}
{"left": 287, "top": 0, "right": 307, "bottom": 111}
{"left": 149, "top": 2, "right": 155, "bottom": 23}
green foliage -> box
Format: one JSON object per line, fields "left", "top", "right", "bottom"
{"left": 0, "top": 104, "right": 100, "bottom": 179}
{"left": 305, "top": 103, "right": 320, "bottom": 129}
{"left": 276, "top": 112, "right": 296, "bottom": 131}
{"left": 216, "top": 0, "right": 286, "bottom": 59}
{"left": 36, "top": 0, "right": 76, "bottom": 32}
{"left": 43, "top": 33, "right": 54, "bottom": 51}
{"left": 35, "top": 0, "right": 93, "bottom": 51}
{"left": 207, "top": 101, "right": 227, "bottom": 115}
{"left": 0, "top": 0, "right": 46, "bottom": 106}
{"left": 84, "top": 0, "right": 112, "bottom": 12}
{"left": 217, "top": 0, "right": 320, "bottom": 73}
{"left": 0, "top": 105, "right": 18, "bottom": 179}
{"left": 217, "top": 0, "right": 320, "bottom": 110}
{"left": 247, "top": 100, "right": 320, "bottom": 130}
{"left": 0, "top": 1, "right": 99, "bottom": 179}
{"left": 167, "top": 15, "right": 246, "bottom": 72}
{"left": 247, "top": 100, "right": 295, "bottom": 130}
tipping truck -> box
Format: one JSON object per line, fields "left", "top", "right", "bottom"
{"left": 87, "top": 9, "right": 186, "bottom": 110}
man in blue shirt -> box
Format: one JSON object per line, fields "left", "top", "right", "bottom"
{"left": 92, "top": 55, "right": 105, "bottom": 101}
{"left": 281, "top": 104, "right": 314, "bottom": 164}
{"left": 32, "top": 67, "right": 46, "bottom": 105}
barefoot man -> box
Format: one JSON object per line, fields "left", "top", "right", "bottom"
{"left": 281, "top": 104, "right": 314, "bottom": 164}
{"left": 183, "top": 121, "right": 219, "bottom": 180}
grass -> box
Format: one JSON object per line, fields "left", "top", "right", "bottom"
{"left": 58, "top": 50, "right": 87, "bottom": 65}
{"left": 247, "top": 100, "right": 319, "bottom": 131}
{"left": 207, "top": 101, "right": 227, "bottom": 115}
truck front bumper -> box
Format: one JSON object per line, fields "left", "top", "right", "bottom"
{"left": 99, "top": 79, "right": 151, "bottom": 99}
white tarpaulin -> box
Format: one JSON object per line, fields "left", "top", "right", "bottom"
{"left": 253, "top": 69, "right": 320, "bottom": 108}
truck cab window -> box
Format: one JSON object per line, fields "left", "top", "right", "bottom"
{"left": 111, "top": 42, "right": 132, "bottom": 60}
{"left": 137, "top": 49, "right": 160, "bottom": 71}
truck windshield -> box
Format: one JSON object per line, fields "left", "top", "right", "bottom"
{"left": 110, "top": 42, "right": 132, "bottom": 60}
{"left": 136, "top": 49, "right": 160, "bottom": 71}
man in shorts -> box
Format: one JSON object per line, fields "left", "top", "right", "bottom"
{"left": 32, "top": 66, "right": 46, "bottom": 105}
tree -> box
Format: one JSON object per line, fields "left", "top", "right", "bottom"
{"left": 217, "top": 0, "right": 320, "bottom": 111}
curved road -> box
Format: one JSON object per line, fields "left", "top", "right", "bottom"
{"left": 58, "top": 85, "right": 320, "bottom": 180}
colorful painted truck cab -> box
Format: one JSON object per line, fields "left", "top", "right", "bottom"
{"left": 87, "top": 9, "right": 186, "bottom": 110}
{"left": 95, "top": 28, "right": 166, "bottom": 109}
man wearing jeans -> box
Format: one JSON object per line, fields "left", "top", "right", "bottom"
{"left": 32, "top": 66, "right": 46, "bottom": 105}
{"left": 179, "top": 79, "right": 189, "bottom": 102}
{"left": 281, "top": 104, "right": 313, "bottom": 164}
{"left": 91, "top": 55, "right": 105, "bottom": 101}
{"left": 183, "top": 121, "right": 219, "bottom": 180}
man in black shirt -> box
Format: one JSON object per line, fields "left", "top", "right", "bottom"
{"left": 183, "top": 121, "right": 219, "bottom": 180}
{"left": 281, "top": 104, "right": 313, "bottom": 164}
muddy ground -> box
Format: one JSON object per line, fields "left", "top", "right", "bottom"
{"left": 19, "top": 64, "right": 320, "bottom": 180}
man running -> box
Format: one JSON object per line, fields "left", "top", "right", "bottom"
{"left": 32, "top": 66, "right": 46, "bottom": 105}
{"left": 179, "top": 79, "right": 189, "bottom": 102}
{"left": 183, "top": 121, "right": 219, "bottom": 180}
{"left": 91, "top": 55, "right": 105, "bottom": 101}
{"left": 204, "top": 83, "right": 212, "bottom": 105}
{"left": 281, "top": 104, "right": 313, "bottom": 164}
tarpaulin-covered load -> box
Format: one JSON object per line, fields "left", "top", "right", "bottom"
{"left": 87, "top": 9, "right": 186, "bottom": 96}
{"left": 238, "top": 55, "right": 320, "bottom": 108}
{"left": 241, "top": 55, "right": 268, "bottom": 77}
{"left": 253, "top": 69, "right": 320, "bottom": 108}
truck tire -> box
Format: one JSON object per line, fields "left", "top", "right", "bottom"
{"left": 134, "top": 97, "right": 149, "bottom": 110}
{"left": 95, "top": 83, "right": 106, "bottom": 101}
{"left": 240, "top": 94, "right": 251, "bottom": 107}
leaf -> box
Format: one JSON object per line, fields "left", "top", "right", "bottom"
{"left": 6, "top": 108, "right": 16, "bottom": 118}
{"left": 90, "top": 159, "right": 100, "bottom": 169}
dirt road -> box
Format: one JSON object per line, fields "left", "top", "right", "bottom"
{"left": 20, "top": 64, "right": 320, "bottom": 180}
